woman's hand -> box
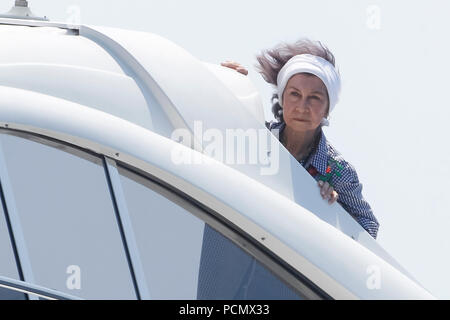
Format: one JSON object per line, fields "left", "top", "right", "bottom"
{"left": 318, "top": 180, "right": 338, "bottom": 205}
{"left": 220, "top": 60, "right": 248, "bottom": 75}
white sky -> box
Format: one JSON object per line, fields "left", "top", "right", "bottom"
{"left": 1, "top": 0, "right": 449, "bottom": 299}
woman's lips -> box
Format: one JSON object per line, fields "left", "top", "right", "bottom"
{"left": 294, "top": 118, "right": 309, "bottom": 122}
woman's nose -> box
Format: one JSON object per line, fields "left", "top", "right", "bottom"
{"left": 295, "top": 100, "right": 310, "bottom": 112}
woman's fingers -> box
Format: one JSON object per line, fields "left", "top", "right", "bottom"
{"left": 236, "top": 67, "right": 248, "bottom": 75}
{"left": 221, "top": 61, "right": 248, "bottom": 75}
{"left": 328, "top": 190, "right": 338, "bottom": 204}
{"left": 319, "top": 181, "right": 331, "bottom": 198}
{"left": 318, "top": 181, "right": 338, "bottom": 204}
{"left": 221, "top": 60, "right": 240, "bottom": 67}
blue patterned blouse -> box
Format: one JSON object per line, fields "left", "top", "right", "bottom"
{"left": 266, "top": 120, "right": 379, "bottom": 239}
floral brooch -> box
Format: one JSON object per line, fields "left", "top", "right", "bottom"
{"left": 318, "top": 159, "right": 343, "bottom": 186}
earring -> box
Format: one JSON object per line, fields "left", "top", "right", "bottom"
{"left": 321, "top": 117, "right": 330, "bottom": 126}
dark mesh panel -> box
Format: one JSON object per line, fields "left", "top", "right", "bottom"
{"left": 197, "top": 224, "right": 302, "bottom": 300}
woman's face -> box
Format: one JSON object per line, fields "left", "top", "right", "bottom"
{"left": 282, "top": 73, "right": 329, "bottom": 132}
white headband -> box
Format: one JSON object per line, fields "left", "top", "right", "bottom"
{"left": 277, "top": 54, "right": 341, "bottom": 126}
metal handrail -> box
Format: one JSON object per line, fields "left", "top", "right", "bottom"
{"left": 0, "top": 275, "right": 83, "bottom": 300}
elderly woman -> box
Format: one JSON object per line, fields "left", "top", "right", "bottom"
{"left": 222, "top": 39, "right": 379, "bottom": 239}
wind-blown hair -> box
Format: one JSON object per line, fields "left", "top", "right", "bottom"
{"left": 254, "top": 38, "right": 337, "bottom": 123}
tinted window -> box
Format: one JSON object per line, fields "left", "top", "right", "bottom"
{"left": 0, "top": 287, "right": 26, "bottom": 300}
{"left": 0, "top": 132, "right": 136, "bottom": 299}
{"left": 117, "top": 165, "right": 302, "bottom": 299}
{"left": 0, "top": 162, "right": 25, "bottom": 300}
{"left": 0, "top": 191, "right": 20, "bottom": 281}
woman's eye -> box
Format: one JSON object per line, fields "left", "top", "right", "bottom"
{"left": 291, "top": 92, "right": 299, "bottom": 96}
{"left": 310, "top": 96, "right": 320, "bottom": 100}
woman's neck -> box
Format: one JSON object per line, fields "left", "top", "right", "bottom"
{"left": 282, "top": 125, "right": 319, "bottom": 161}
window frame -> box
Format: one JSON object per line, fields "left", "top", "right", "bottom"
{"left": 0, "top": 128, "right": 140, "bottom": 299}
{"left": 0, "top": 275, "right": 83, "bottom": 300}
{"left": 114, "top": 160, "right": 331, "bottom": 300}
{"left": 0, "top": 127, "right": 332, "bottom": 300}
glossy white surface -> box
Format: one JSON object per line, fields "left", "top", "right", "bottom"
{"left": 202, "top": 62, "right": 266, "bottom": 125}
{"left": 0, "top": 85, "right": 434, "bottom": 299}
{"left": 0, "top": 63, "right": 153, "bottom": 131}
{"left": 0, "top": 24, "right": 121, "bottom": 73}
{"left": 75, "top": 24, "right": 417, "bottom": 283}
{"left": 0, "top": 19, "right": 434, "bottom": 298}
